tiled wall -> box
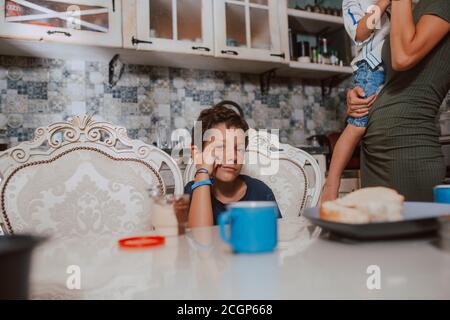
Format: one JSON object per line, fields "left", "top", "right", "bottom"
{"left": 0, "top": 55, "right": 353, "bottom": 147}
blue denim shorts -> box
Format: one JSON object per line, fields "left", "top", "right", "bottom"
{"left": 347, "top": 61, "right": 385, "bottom": 127}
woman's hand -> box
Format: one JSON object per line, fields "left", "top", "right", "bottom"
{"left": 346, "top": 86, "right": 377, "bottom": 118}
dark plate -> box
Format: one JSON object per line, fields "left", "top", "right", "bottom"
{"left": 304, "top": 202, "right": 450, "bottom": 240}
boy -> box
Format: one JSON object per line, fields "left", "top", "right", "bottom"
{"left": 185, "top": 105, "right": 281, "bottom": 227}
{"left": 321, "top": 0, "right": 391, "bottom": 202}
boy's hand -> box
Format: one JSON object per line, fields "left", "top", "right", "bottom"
{"left": 192, "top": 145, "right": 218, "bottom": 179}
{"left": 346, "top": 86, "right": 377, "bottom": 118}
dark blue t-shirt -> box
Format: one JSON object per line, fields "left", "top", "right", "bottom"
{"left": 184, "top": 175, "right": 282, "bottom": 224}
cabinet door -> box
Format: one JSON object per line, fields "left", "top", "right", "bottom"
{"left": 0, "top": 0, "right": 122, "bottom": 47}
{"left": 135, "top": 0, "right": 214, "bottom": 56}
{"left": 214, "top": 0, "right": 285, "bottom": 62}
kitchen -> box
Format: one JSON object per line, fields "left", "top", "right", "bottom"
{"left": 0, "top": 0, "right": 358, "bottom": 191}
{"left": 0, "top": 0, "right": 450, "bottom": 302}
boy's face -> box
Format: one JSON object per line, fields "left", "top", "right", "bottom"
{"left": 203, "top": 123, "right": 246, "bottom": 183}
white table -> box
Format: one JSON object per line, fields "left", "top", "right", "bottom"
{"left": 30, "top": 218, "right": 450, "bottom": 299}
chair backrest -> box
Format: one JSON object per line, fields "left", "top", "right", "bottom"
{"left": 0, "top": 115, "right": 183, "bottom": 237}
{"left": 183, "top": 130, "right": 323, "bottom": 218}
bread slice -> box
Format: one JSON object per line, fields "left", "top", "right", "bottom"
{"left": 320, "top": 201, "right": 372, "bottom": 224}
{"left": 320, "top": 187, "right": 404, "bottom": 224}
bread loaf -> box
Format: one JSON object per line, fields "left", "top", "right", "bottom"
{"left": 320, "top": 187, "right": 404, "bottom": 224}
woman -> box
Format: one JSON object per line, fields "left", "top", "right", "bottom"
{"left": 347, "top": 0, "right": 450, "bottom": 201}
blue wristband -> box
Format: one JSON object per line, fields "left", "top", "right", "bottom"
{"left": 191, "top": 179, "right": 213, "bottom": 191}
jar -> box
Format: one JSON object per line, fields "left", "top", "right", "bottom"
{"left": 5, "top": 1, "right": 23, "bottom": 17}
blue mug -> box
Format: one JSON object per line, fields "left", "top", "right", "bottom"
{"left": 218, "top": 202, "right": 278, "bottom": 254}
{"left": 434, "top": 185, "right": 450, "bottom": 203}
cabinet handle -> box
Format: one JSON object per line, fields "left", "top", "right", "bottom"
{"left": 112, "top": 0, "right": 115, "bottom": 12}
{"left": 221, "top": 50, "right": 239, "bottom": 56}
{"left": 131, "top": 36, "right": 153, "bottom": 46}
{"left": 47, "top": 30, "right": 72, "bottom": 37}
{"left": 270, "top": 53, "right": 286, "bottom": 59}
{"left": 192, "top": 46, "right": 211, "bottom": 52}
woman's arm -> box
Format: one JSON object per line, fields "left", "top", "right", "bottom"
{"left": 390, "top": 0, "right": 450, "bottom": 71}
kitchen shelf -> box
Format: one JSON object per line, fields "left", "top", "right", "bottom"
{"left": 287, "top": 9, "right": 345, "bottom": 35}
{"left": 277, "top": 61, "right": 353, "bottom": 79}
{"left": 0, "top": 39, "right": 353, "bottom": 81}
{"left": 0, "top": 38, "right": 285, "bottom": 75}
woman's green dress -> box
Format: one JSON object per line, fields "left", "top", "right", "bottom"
{"left": 361, "top": 0, "right": 450, "bottom": 201}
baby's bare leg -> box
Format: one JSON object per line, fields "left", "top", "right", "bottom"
{"left": 320, "top": 125, "right": 366, "bottom": 203}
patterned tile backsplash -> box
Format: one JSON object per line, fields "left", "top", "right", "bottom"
{"left": 0, "top": 55, "right": 355, "bottom": 147}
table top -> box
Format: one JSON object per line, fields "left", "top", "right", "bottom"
{"left": 30, "top": 218, "right": 450, "bottom": 299}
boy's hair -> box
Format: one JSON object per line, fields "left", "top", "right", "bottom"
{"left": 192, "top": 104, "right": 249, "bottom": 148}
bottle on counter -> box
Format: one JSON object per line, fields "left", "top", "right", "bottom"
{"left": 313, "top": 0, "right": 321, "bottom": 14}
{"left": 330, "top": 49, "right": 339, "bottom": 65}
{"left": 313, "top": 5, "right": 321, "bottom": 14}
{"left": 311, "top": 47, "right": 318, "bottom": 63}
{"left": 320, "top": 38, "right": 331, "bottom": 65}
{"left": 297, "top": 40, "right": 311, "bottom": 63}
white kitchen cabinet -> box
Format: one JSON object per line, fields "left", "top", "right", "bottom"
{"left": 213, "top": 0, "right": 286, "bottom": 63}
{"left": 132, "top": 0, "right": 214, "bottom": 56}
{"left": 0, "top": 0, "right": 122, "bottom": 47}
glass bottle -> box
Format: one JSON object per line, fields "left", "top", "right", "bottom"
{"left": 311, "top": 47, "right": 318, "bottom": 63}
{"left": 320, "top": 38, "right": 331, "bottom": 64}
{"left": 313, "top": 0, "right": 321, "bottom": 13}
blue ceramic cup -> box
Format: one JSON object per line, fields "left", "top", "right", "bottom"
{"left": 434, "top": 185, "right": 450, "bottom": 204}
{"left": 218, "top": 202, "right": 278, "bottom": 254}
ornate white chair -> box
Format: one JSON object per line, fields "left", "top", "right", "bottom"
{"left": 183, "top": 130, "right": 323, "bottom": 218}
{"left": 0, "top": 115, "right": 184, "bottom": 237}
